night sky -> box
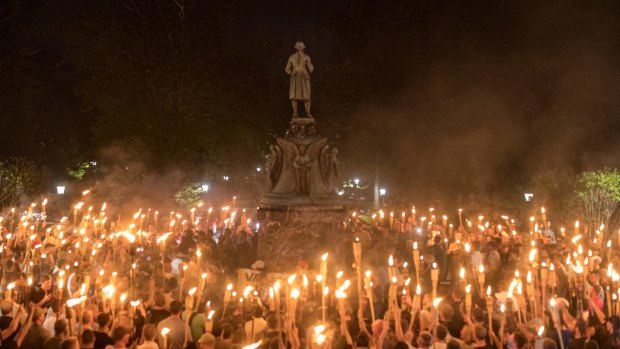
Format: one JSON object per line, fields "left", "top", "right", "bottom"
{"left": 1, "top": 0, "right": 620, "bottom": 204}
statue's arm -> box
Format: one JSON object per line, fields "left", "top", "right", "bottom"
{"left": 285, "top": 58, "right": 293, "bottom": 74}
{"left": 306, "top": 56, "right": 314, "bottom": 73}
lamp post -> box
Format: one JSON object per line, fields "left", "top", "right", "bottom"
{"left": 201, "top": 184, "right": 209, "bottom": 207}
{"left": 223, "top": 176, "right": 229, "bottom": 201}
{"left": 379, "top": 188, "right": 386, "bottom": 207}
{"left": 56, "top": 185, "right": 66, "bottom": 195}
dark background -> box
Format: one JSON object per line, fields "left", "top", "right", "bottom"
{"left": 1, "top": 0, "right": 619, "bottom": 207}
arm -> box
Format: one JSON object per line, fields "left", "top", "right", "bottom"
{"left": 36, "top": 292, "right": 53, "bottom": 307}
{"left": 1, "top": 306, "right": 24, "bottom": 340}
{"left": 340, "top": 306, "right": 353, "bottom": 346}
{"left": 376, "top": 312, "right": 390, "bottom": 349}
{"left": 13, "top": 306, "right": 34, "bottom": 347}
{"left": 560, "top": 307, "right": 576, "bottom": 331}
{"left": 287, "top": 323, "right": 300, "bottom": 349}
{"left": 394, "top": 309, "right": 405, "bottom": 342}
{"left": 488, "top": 329, "right": 502, "bottom": 349}
{"left": 285, "top": 58, "right": 293, "bottom": 74}
{"left": 358, "top": 306, "right": 371, "bottom": 337}
{"left": 588, "top": 297, "right": 606, "bottom": 325}
{"left": 305, "top": 56, "right": 314, "bottom": 73}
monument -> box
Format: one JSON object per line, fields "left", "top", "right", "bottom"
{"left": 257, "top": 42, "right": 347, "bottom": 270}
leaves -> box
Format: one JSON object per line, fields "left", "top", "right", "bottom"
{"left": 574, "top": 169, "right": 620, "bottom": 236}
{"left": 0, "top": 157, "right": 40, "bottom": 208}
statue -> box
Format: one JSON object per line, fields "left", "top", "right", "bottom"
{"left": 286, "top": 41, "right": 314, "bottom": 118}
{"left": 265, "top": 145, "right": 282, "bottom": 189}
{"left": 320, "top": 145, "right": 339, "bottom": 191}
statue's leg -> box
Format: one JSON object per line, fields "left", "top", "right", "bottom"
{"left": 291, "top": 100, "right": 298, "bottom": 117}
{"left": 304, "top": 100, "right": 312, "bottom": 118}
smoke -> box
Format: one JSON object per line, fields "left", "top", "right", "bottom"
{"left": 89, "top": 141, "right": 186, "bottom": 215}
{"left": 339, "top": 1, "right": 620, "bottom": 201}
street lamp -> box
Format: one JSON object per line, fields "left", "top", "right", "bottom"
{"left": 354, "top": 178, "right": 360, "bottom": 187}
{"left": 379, "top": 188, "right": 386, "bottom": 207}
{"left": 56, "top": 185, "right": 66, "bottom": 195}
{"left": 223, "top": 176, "right": 229, "bottom": 201}
{"left": 201, "top": 184, "right": 209, "bottom": 193}
{"left": 256, "top": 167, "right": 261, "bottom": 172}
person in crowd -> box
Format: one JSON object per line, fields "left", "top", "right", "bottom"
{"left": 94, "top": 313, "right": 114, "bottom": 349}
{"left": 81, "top": 329, "right": 96, "bottom": 349}
{"left": 157, "top": 301, "right": 191, "bottom": 349}
{"left": 44, "top": 319, "right": 68, "bottom": 349}
{"left": 22, "top": 306, "right": 51, "bottom": 349}
{"left": 137, "top": 324, "right": 159, "bottom": 349}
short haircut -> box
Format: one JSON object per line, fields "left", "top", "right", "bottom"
{"left": 513, "top": 331, "right": 528, "bottom": 349}
{"left": 60, "top": 337, "right": 78, "bottom": 349}
{"left": 221, "top": 323, "right": 234, "bottom": 340}
{"left": 54, "top": 319, "right": 68, "bottom": 336}
{"left": 81, "top": 310, "right": 93, "bottom": 325}
{"left": 474, "top": 325, "right": 487, "bottom": 341}
{"left": 154, "top": 291, "right": 166, "bottom": 307}
{"left": 472, "top": 307, "right": 485, "bottom": 323}
{"left": 417, "top": 331, "right": 433, "bottom": 348}
{"left": 81, "top": 330, "right": 95, "bottom": 345}
{"left": 440, "top": 304, "right": 454, "bottom": 320}
{"left": 97, "top": 313, "right": 111, "bottom": 328}
{"left": 142, "top": 324, "right": 156, "bottom": 341}
{"left": 111, "top": 326, "right": 129, "bottom": 342}
{"left": 436, "top": 324, "right": 449, "bottom": 341}
{"left": 448, "top": 339, "right": 460, "bottom": 349}
{"left": 169, "top": 300, "right": 182, "bottom": 315}
{"left": 543, "top": 338, "right": 558, "bottom": 349}
{"left": 198, "top": 333, "right": 216, "bottom": 346}
{"left": 394, "top": 341, "right": 409, "bottom": 349}
{"left": 355, "top": 332, "right": 370, "bottom": 348}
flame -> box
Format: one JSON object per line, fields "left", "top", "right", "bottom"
{"left": 433, "top": 298, "right": 442, "bottom": 308}
{"left": 242, "top": 341, "right": 263, "bottom": 349}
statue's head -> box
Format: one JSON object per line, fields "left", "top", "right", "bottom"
{"left": 294, "top": 41, "right": 305, "bottom": 51}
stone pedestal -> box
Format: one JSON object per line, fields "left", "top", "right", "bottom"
{"left": 258, "top": 117, "right": 345, "bottom": 270}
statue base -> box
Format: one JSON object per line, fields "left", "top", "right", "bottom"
{"left": 257, "top": 115, "right": 345, "bottom": 271}
{"left": 256, "top": 207, "right": 347, "bottom": 271}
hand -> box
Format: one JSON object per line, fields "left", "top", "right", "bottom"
{"left": 43, "top": 293, "right": 53, "bottom": 303}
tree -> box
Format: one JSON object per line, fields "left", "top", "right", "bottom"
{"left": 528, "top": 169, "right": 577, "bottom": 225}
{"left": 174, "top": 183, "right": 203, "bottom": 207}
{"left": 574, "top": 169, "right": 620, "bottom": 239}
{"left": 0, "top": 157, "right": 39, "bottom": 208}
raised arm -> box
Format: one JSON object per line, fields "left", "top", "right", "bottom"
{"left": 14, "top": 305, "right": 34, "bottom": 347}
{"left": 2, "top": 306, "right": 24, "bottom": 340}
{"left": 340, "top": 305, "right": 353, "bottom": 346}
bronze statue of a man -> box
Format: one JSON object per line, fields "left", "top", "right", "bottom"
{"left": 285, "top": 41, "right": 314, "bottom": 118}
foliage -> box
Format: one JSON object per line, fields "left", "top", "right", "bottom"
{"left": 67, "top": 161, "right": 93, "bottom": 180}
{"left": 0, "top": 157, "right": 40, "bottom": 208}
{"left": 574, "top": 169, "right": 620, "bottom": 236}
{"left": 174, "top": 183, "right": 204, "bottom": 207}
{"left": 528, "top": 169, "right": 577, "bottom": 225}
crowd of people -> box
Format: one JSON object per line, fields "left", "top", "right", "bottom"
{"left": 0, "top": 200, "right": 617, "bottom": 349}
